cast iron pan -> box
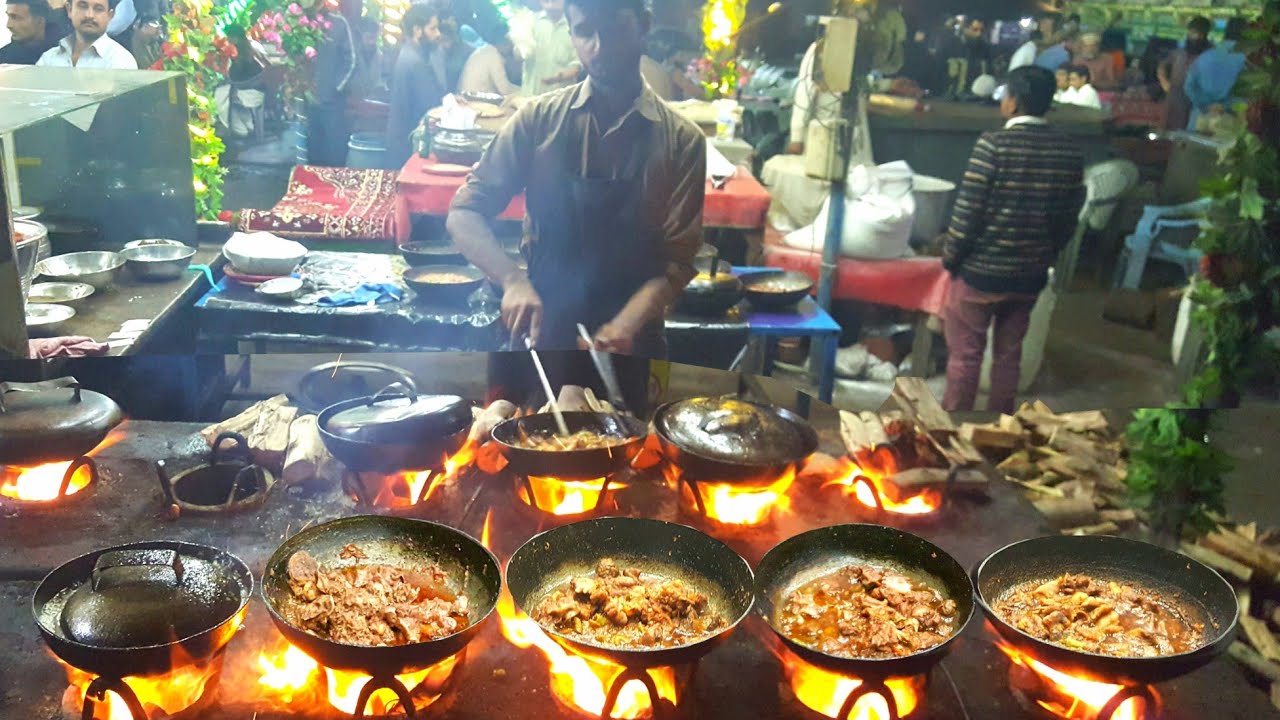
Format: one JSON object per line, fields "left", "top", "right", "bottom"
{"left": 292, "top": 361, "right": 418, "bottom": 415}
{"left": 490, "top": 412, "right": 648, "bottom": 479}
{"left": 742, "top": 270, "right": 814, "bottom": 312}
{"left": 506, "top": 517, "right": 755, "bottom": 668}
{"left": 755, "top": 524, "right": 974, "bottom": 677}
{"left": 317, "top": 394, "right": 471, "bottom": 474}
{"left": 262, "top": 515, "right": 501, "bottom": 676}
{"left": 653, "top": 399, "right": 819, "bottom": 484}
{"left": 975, "top": 534, "right": 1238, "bottom": 685}
{"left": 402, "top": 265, "right": 485, "bottom": 307}
{"left": 33, "top": 541, "right": 253, "bottom": 678}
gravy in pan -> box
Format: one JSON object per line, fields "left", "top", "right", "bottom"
{"left": 993, "top": 573, "right": 1205, "bottom": 657}
{"left": 779, "top": 564, "right": 959, "bottom": 659}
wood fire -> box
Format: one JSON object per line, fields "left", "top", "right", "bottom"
{"left": 517, "top": 475, "right": 625, "bottom": 515}
{"left": 59, "top": 653, "right": 217, "bottom": 720}
{"left": 496, "top": 590, "right": 677, "bottom": 719}
{"left": 255, "top": 641, "right": 459, "bottom": 715}
{"left": 0, "top": 461, "right": 93, "bottom": 502}
{"left": 998, "top": 640, "right": 1153, "bottom": 720}
{"left": 772, "top": 642, "right": 925, "bottom": 719}
{"left": 824, "top": 452, "right": 941, "bottom": 517}
{"left": 362, "top": 438, "right": 480, "bottom": 507}
{"left": 666, "top": 463, "right": 796, "bottom": 526}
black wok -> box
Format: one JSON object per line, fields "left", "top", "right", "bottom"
{"left": 653, "top": 398, "right": 819, "bottom": 484}
{"left": 755, "top": 524, "right": 974, "bottom": 677}
{"left": 975, "top": 534, "right": 1238, "bottom": 685}
{"left": 317, "top": 390, "right": 472, "bottom": 473}
{"left": 33, "top": 541, "right": 253, "bottom": 678}
{"left": 506, "top": 517, "right": 754, "bottom": 668}
{"left": 490, "top": 412, "right": 648, "bottom": 479}
{"left": 262, "top": 515, "right": 501, "bottom": 676}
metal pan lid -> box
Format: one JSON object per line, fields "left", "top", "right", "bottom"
{"left": 324, "top": 384, "right": 471, "bottom": 442}
{"left": 0, "top": 378, "right": 123, "bottom": 465}
{"left": 659, "top": 397, "right": 810, "bottom": 464}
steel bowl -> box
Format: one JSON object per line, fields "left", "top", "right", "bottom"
{"left": 14, "top": 220, "right": 45, "bottom": 301}
{"left": 36, "top": 252, "right": 124, "bottom": 290}
{"left": 25, "top": 303, "right": 76, "bottom": 337}
{"left": 120, "top": 243, "right": 197, "bottom": 281}
{"left": 123, "top": 238, "right": 186, "bottom": 251}
{"left": 255, "top": 276, "right": 303, "bottom": 302}
{"left": 28, "top": 282, "right": 96, "bottom": 307}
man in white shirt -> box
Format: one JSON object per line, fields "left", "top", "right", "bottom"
{"left": 37, "top": 0, "right": 137, "bottom": 68}
{"left": 520, "top": 0, "right": 579, "bottom": 95}
{"left": 458, "top": 24, "right": 520, "bottom": 97}
{"left": 1008, "top": 30, "right": 1040, "bottom": 71}
{"left": 1059, "top": 64, "right": 1101, "bottom": 109}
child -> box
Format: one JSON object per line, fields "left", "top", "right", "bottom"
{"left": 1062, "top": 64, "right": 1102, "bottom": 109}
{"left": 1054, "top": 66, "right": 1070, "bottom": 102}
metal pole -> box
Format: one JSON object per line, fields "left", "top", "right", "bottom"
{"left": 815, "top": 81, "right": 857, "bottom": 312}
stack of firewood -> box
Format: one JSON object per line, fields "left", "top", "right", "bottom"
{"left": 952, "top": 400, "right": 1140, "bottom": 536}
{"left": 1186, "top": 521, "right": 1280, "bottom": 709}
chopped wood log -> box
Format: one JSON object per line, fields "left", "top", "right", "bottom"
{"left": 1047, "top": 428, "right": 1120, "bottom": 466}
{"left": 1064, "top": 521, "right": 1120, "bottom": 536}
{"left": 1032, "top": 497, "right": 1099, "bottom": 529}
{"left": 960, "top": 423, "right": 1023, "bottom": 451}
{"left": 997, "top": 451, "right": 1035, "bottom": 479}
{"left": 890, "top": 378, "right": 954, "bottom": 434}
{"left": 1241, "top": 587, "right": 1255, "bottom": 618}
{"left": 1016, "top": 480, "right": 1065, "bottom": 498}
{"left": 1271, "top": 682, "right": 1280, "bottom": 712}
{"left": 839, "top": 411, "right": 872, "bottom": 454}
{"left": 998, "top": 414, "right": 1023, "bottom": 433}
{"left": 946, "top": 435, "right": 985, "bottom": 466}
{"left": 1241, "top": 616, "right": 1280, "bottom": 663}
{"left": 282, "top": 415, "right": 342, "bottom": 488}
{"left": 1098, "top": 508, "right": 1138, "bottom": 525}
{"left": 1179, "top": 542, "right": 1255, "bottom": 584}
{"left": 1202, "top": 530, "right": 1280, "bottom": 578}
{"left": 1231, "top": 642, "right": 1280, "bottom": 683}
{"left": 859, "top": 412, "right": 890, "bottom": 447}
{"left": 1238, "top": 522, "right": 1259, "bottom": 543}
{"left": 879, "top": 467, "right": 988, "bottom": 502}
{"left": 200, "top": 395, "right": 297, "bottom": 472}
{"left": 475, "top": 441, "right": 508, "bottom": 475}
{"left": 469, "top": 400, "right": 518, "bottom": 443}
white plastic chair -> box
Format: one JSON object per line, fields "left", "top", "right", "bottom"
{"left": 1054, "top": 159, "right": 1139, "bottom": 292}
{"left": 1114, "top": 197, "right": 1211, "bottom": 290}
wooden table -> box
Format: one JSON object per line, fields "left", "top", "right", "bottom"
{"left": 394, "top": 155, "right": 772, "bottom": 245}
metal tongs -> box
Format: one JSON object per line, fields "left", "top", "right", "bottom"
{"left": 576, "top": 324, "right": 633, "bottom": 432}
{"left": 525, "top": 336, "right": 570, "bottom": 436}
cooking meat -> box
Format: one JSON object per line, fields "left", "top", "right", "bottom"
{"left": 514, "top": 427, "right": 631, "bottom": 452}
{"left": 281, "top": 548, "right": 469, "bottom": 647}
{"left": 993, "top": 573, "right": 1205, "bottom": 658}
{"left": 531, "top": 558, "right": 726, "bottom": 649}
{"left": 779, "top": 565, "right": 958, "bottom": 659}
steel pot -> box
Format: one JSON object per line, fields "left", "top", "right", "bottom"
{"left": 0, "top": 377, "right": 123, "bottom": 466}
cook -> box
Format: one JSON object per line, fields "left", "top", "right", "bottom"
{"left": 447, "top": 0, "right": 704, "bottom": 358}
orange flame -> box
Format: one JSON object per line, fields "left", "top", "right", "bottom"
{"left": 997, "top": 641, "right": 1150, "bottom": 720}
{"left": 666, "top": 464, "right": 795, "bottom": 526}
{"left": 60, "top": 654, "right": 217, "bottom": 720}
{"left": 496, "top": 591, "right": 676, "bottom": 718}
{"left": 824, "top": 452, "right": 940, "bottom": 516}
{"left": 479, "top": 509, "right": 493, "bottom": 550}
{"left": 518, "top": 476, "right": 626, "bottom": 516}
{"left": 368, "top": 439, "right": 479, "bottom": 507}
{"left": 1, "top": 461, "right": 93, "bottom": 502}
{"left": 256, "top": 642, "right": 458, "bottom": 715}
{"left": 772, "top": 642, "right": 924, "bottom": 719}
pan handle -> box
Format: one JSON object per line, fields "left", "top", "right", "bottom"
{"left": 90, "top": 548, "right": 185, "bottom": 591}
{"left": 212, "top": 432, "right": 251, "bottom": 467}
{"left": 154, "top": 459, "right": 178, "bottom": 506}
{"left": 0, "top": 377, "right": 82, "bottom": 413}
{"left": 367, "top": 382, "right": 417, "bottom": 406}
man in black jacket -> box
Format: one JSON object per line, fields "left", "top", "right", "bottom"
{"left": 1, "top": 0, "right": 59, "bottom": 64}
{"left": 941, "top": 65, "right": 1084, "bottom": 413}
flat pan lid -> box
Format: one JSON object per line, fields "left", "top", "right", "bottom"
{"left": 0, "top": 378, "right": 122, "bottom": 464}
{"left": 659, "top": 397, "right": 809, "bottom": 464}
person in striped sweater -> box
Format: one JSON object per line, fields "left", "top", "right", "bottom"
{"left": 941, "top": 65, "right": 1085, "bottom": 413}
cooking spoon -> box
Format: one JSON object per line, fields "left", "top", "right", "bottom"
{"left": 525, "top": 336, "right": 570, "bottom": 436}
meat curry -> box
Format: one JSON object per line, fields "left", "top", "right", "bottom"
{"left": 779, "top": 564, "right": 959, "bottom": 659}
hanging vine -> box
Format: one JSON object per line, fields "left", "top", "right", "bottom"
{"left": 1125, "top": 1, "right": 1280, "bottom": 540}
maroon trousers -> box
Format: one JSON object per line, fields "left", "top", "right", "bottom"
{"left": 942, "top": 277, "right": 1037, "bottom": 414}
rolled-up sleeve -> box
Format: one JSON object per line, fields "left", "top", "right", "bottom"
{"left": 662, "top": 129, "right": 705, "bottom": 291}
{"left": 450, "top": 106, "right": 536, "bottom": 218}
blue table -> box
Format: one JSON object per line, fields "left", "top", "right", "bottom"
{"left": 735, "top": 267, "right": 842, "bottom": 406}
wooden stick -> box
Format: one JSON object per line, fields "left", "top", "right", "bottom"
{"left": 1033, "top": 497, "right": 1100, "bottom": 529}
{"left": 1241, "top": 616, "right": 1280, "bottom": 663}
{"left": 1203, "top": 530, "right": 1280, "bottom": 577}
{"left": 1270, "top": 681, "right": 1280, "bottom": 712}
{"left": 1230, "top": 642, "right": 1280, "bottom": 683}
{"left": 859, "top": 412, "right": 890, "bottom": 447}
{"left": 840, "top": 410, "right": 872, "bottom": 454}
{"left": 526, "top": 341, "right": 569, "bottom": 436}
{"left": 1063, "top": 521, "right": 1120, "bottom": 536}
{"left": 1179, "top": 542, "right": 1255, "bottom": 584}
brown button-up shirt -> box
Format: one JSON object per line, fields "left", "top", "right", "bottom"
{"left": 451, "top": 79, "right": 706, "bottom": 292}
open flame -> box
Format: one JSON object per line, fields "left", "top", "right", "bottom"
{"left": 60, "top": 654, "right": 217, "bottom": 720}
{"left": 256, "top": 641, "right": 459, "bottom": 715}
{"left": 998, "top": 641, "right": 1152, "bottom": 720}
{"left": 665, "top": 464, "right": 794, "bottom": 526}
{"left": 772, "top": 642, "right": 924, "bottom": 719}
{"left": 0, "top": 461, "right": 93, "bottom": 502}
{"left": 496, "top": 592, "right": 677, "bottom": 718}
{"left": 824, "top": 449, "right": 940, "bottom": 516}
{"left": 517, "top": 476, "right": 627, "bottom": 516}
{"left": 363, "top": 439, "right": 479, "bottom": 507}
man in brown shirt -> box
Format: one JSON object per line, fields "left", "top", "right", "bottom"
{"left": 447, "top": 0, "right": 705, "bottom": 358}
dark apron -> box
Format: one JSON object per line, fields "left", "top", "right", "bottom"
{"left": 488, "top": 106, "right": 668, "bottom": 413}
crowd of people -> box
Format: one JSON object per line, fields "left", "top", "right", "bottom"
{"left": 1, "top": 0, "right": 164, "bottom": 68}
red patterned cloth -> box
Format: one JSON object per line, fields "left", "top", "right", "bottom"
{"left": 394, "top": 155, "right": 772, "bottom": 244}
{"left": 763, "top": 231, "right": 951, "bottom": 315}
{"left": 238, "top": 166, "right": 399, "bottom": 243}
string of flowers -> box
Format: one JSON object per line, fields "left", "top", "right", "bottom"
{"left": 155, "top": 0, "right": 237, "bottom": 220}
{"left": 250, "top": 0, "right": 331, "bottom": 116}
{"left": 1125, "top": 2, "right": 1280, "bottom": 541}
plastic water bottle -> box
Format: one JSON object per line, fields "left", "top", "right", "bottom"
{"left": 716, "top": 108, "right": 736, "bottom": 141}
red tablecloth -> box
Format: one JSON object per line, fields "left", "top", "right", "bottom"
{"left": 395, "top": 156, "right": 771, "bottom": 244}
{"left": 763, "top": 240, "right": 951, "bottom": 316}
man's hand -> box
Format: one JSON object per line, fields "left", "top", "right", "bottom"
{"left": 544, "top": 68, "right": 579, "bottom": 85}
{"left": 786, "top": 142, "right": 805, "bottom": 155}
{"left": 583, "top": 321, "right": 637, "bottom": 355}
{"left": 502, "top": 277, "right": 543, "bottom": 346}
